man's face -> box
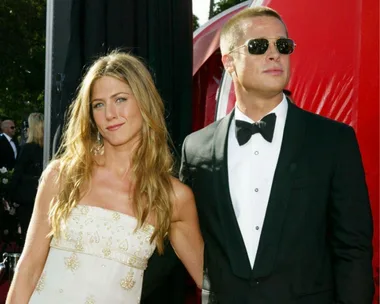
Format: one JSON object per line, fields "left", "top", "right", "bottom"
{"left": 3, "top": 121, "right": 16, "bottom": 137}
{"left": 225, "top": 16, "right": 291, "bottom": 96}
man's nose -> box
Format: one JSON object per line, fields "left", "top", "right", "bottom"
{"left": 266, "top": 42, "right": 281, "bottom": 61}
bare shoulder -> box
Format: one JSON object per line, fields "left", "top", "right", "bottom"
{"left": 40, "top": 159, "right": 61, "bottom": 185}
{"left": 38, "top": 160, "right": 62, "bottom": 204}
{"left": 170, "top": 176, "right": 194, "bottom": 203}
{"left": 170, "top": 177, "right": 195, "bottom": 220}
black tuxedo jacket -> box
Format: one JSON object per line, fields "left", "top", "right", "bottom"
{"left": 9, "top": 142, "right": 43, "bottom": 205}
{"left": 0, "top": 134, "right": 18, "bottom": 170}
{"left": 180, "top": 101, "right": 374, "bottom": 304}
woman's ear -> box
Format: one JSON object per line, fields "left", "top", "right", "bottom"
{"left": 221, "top": 54, "right": 235, "bottom": 74}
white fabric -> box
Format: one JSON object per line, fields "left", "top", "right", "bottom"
{"left": 29, "top": 205, "right": 156, "bottom": 304}
{"left": 227, "top": 95, "right": 288, "bottom": 268}
{"left": 2, "top": 133, "right": 17, "bottom": 159}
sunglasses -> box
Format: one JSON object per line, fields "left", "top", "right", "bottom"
{"left": 10, "top": 126, "right": 15, "bottom": 130}
{"left": 230, "top": 38, "right": 296, "bottom": 55}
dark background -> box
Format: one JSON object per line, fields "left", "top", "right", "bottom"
{"left": 45, "top": 0, "right": 193, "bottom": 167}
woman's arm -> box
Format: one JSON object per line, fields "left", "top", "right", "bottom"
{"left": 169, "top": 178, "right": 204, "bottom": 289}
{"left": 6, "top": 161, "right": 60, "bottom": 304}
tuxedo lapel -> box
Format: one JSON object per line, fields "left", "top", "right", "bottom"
{"left": 212, "top": 110, "right": 252, "bottom": 279}
{"left": 252, "top": 101, "right": 307, "bottom": 279}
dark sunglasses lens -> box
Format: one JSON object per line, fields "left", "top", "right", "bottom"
{"left": 10, "top": 126, "right": 15, "bottom": 129}
{"left": 276, "top": 38, "right": 295, "bottom": 54}
{"left": 247, "top": 39, "right": 269, "bottom": 55}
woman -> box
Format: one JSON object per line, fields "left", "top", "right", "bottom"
{"left": 9, "top": 113, "right": 44, "bottom": 245}
{"left": 6, "top": 52, "right": 203, "bottom": 303}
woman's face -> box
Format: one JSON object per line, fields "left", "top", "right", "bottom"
{"left": 91, "top": 76, "right": 143, "bottom": 149}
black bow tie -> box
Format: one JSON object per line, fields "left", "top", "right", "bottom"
{"left": 235, "top": 113, "right": 277, "bottom": 145}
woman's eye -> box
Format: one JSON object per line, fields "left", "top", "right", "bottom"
{"left": 116, "top": 97, "right": 127, "bottom": 103}
{"left": 92, "top": 103, "right": 104, "bottom": 109}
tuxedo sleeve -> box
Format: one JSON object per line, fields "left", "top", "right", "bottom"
{"left": 180, "top": 137, "right": 217, "bottom": 304}
{"left": 179, "top": 136, "right": 191, "bottom": 186}
{"left": 329, "top": 125, "right": 374, "bottom": 303}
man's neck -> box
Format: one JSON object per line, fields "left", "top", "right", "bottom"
{"left": 235, "top": 91, "right": 284, "bottom": 121}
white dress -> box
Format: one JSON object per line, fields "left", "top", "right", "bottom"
{"left": 29, "top": 205, "right": 156, "bottom": 304}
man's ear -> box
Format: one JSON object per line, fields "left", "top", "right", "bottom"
{"left": 221, "top": 54, "right": 234, "bottom": 74}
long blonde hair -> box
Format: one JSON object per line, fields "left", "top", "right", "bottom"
{"left": 49, "top": 51, "right": 174, "bottom": 254}
{"left": 27, "top": 113, "right": 44, "bottom": 146}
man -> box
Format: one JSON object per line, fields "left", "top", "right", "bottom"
{"left": 0, "top": 120, "right": 18, "bottom": 170}
{"left": 180, "top": 6, "right": 374, "bottom": 304}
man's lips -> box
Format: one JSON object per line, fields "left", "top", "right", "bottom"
{"left": 263, "top": 68, "right": 283, "bottom": 75}
{"left": 106, "top": 123, "right": 124, "bottom": 131}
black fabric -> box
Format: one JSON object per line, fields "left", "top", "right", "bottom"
{"left": 180, "top": 101, "right": 374, "bottom": 303}
{"left": 49, "top": 0, "right": 193, "bottom": 157}
{"left": 9, "top": 143, "right": 43, "bottom": 206}
{"left": 235, "top": 113, "right": 276, "bottom": 145}
{"left": 9, "top": 143, "right": 43, "bottom": 241}
{"left": 141, "top": 241, "right": 187, "bottom": 304}
{"left": 0, "top": 135, "right": 17, "bottom": 170}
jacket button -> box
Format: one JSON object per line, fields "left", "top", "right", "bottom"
{"left": 250, "top": 279, "right": 260, "bottom": 286}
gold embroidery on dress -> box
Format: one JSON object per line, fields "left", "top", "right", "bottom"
{"left": 80, "top": 205, "right": 90, "bottom": 215}
{"left": 88, "top": 231, "right": 100, "bottom": 244}
{"left": 119, "top": 240, "right": 129, "bottom": 252}
{"left": 142, "top": 224, "right": 152, "bottom": 233}
{"left": 84, "top": 217, "right": 94, "bottom": 225}
{"left": 85, "top": 295, "right": 96, "bottom": 304}
{"left": 120, "top": 269, "right": 136, "bottom": 290}
{"left": 64, "top": 229, "right": 72, "bottom": 241}
{"left": 102, "top": 247, "right": 111, "bottom": 257}
{"left": 50, "top": 243, "right": 149, "bottom": 270}
{"left": 102, "top": 237, "right": 112, "bottom": 257}
{"left": 75, "top": 231, "right": 84, "bottom": 251}
{"left": 64, "top": 253, "right": 80, "bottom": 272}
{"left": 35, "top": 272, "right": 46, "bottom": 293}
{"left": 75, "top": 242, "right": 84, "bottom": 251}
{"left": 112, "top": 212, "right": 121, "bottom": 221}
{"left": 128, "top": 256, "right": 137, "bottom": 266}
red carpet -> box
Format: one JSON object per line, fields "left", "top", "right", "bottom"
{"left": 0, "top": 281, "right": 9, "bottom": 304}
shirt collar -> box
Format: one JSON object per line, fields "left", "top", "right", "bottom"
{"left": 235, "top": 93, "right": 288, "bottom": 123}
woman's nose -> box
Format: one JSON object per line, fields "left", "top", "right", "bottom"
{"left": 105, "top": 103, "right": 117, "bottom": 120}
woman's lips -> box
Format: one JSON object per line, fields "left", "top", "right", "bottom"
{"left": 106, "top": 123, "right": 124, "bottom": 131}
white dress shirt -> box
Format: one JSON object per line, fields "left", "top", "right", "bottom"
{"left": 227, "top": 95, "right": 288, "bottom": 268}
{"left": 3, "top": 133, "right": 17, "bottom": 159}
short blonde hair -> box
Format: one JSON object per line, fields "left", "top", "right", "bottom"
{"left": 220, "top": 6, "right": 286, "bottom": 55}
{"left": 27, "top": 113, "right": 44, "bottom": 146}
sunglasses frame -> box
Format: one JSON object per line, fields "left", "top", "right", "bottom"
{"left": 228, "top": 37, "right": 296, "bottom": 55}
